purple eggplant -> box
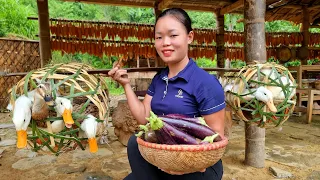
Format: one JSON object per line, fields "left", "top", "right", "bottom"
{"left": 155, "top": 128, "right": 177, "bottom": 145}
{"left": 144, "top": 129, "right": 158, "bottom": 143}
{"left": 160, "top": 117, "right": 219, "bottom": 140}
{"left": 160, "top": 114, "right": 208, "bottom": 126}
{"left": 135, "top": 124, "right": 159, "bottom": 143}
{"left": 147, "top": 111, "right": 198, "bottom": 145}
{"left": 162, "top": 122, "right": 198, "bottom": 145}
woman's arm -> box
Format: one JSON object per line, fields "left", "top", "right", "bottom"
{"left": 202, "top": 108, "right": 225, "bottom": 139}
{"left": 108, "top": 66, "right": 151, "bottom": 125}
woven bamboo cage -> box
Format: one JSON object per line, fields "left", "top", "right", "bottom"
{"left": 8, "top": 62, "right": 110, "bottom": 154}
{"left": 221, "top": 62, "right": 297, "bottom": 128}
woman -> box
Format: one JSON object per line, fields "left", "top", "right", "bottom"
{"left": 108, "top": 8, "right": 225, "bottom": 180}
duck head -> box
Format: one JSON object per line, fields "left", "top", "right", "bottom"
{"left": 34, "top": 78, "right": 53, "bottom": 103}
{"left": 80, "top": 114, "right": 98, "bottom": 153}
{"left": 12, "top": 95, "right": 32, "bottom": 148}
{"left": 55, "top": 97, "right": 74, "bottom": 128}
{"left": 254, "top": 87, "right": 277, "bottom": 113}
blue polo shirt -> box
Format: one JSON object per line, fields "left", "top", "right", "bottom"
{"left": 147, "top": 59, "right": 225, "bottom": 117}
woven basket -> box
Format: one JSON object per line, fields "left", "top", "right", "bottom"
{"left": 137, "top": 137, "right": 228, "bottom": 174}
{"left": 222, "top": 62, "right": 297, "bottom": 128}
{"left": 7, "top": 62, "right": 110, "bottom": 154}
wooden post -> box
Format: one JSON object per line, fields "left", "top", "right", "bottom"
{"left": 216, "top": 14, "right": 225, "bottom": 77}
{"left": 301, "top": 6, "right": 310, "bottom": 65}
{"left": 244, "top": 0, "right": 266, "bottom": 168}
{"left": 244, "top": 0, "right": 266, "bottom": 65}
{"left": 37, "top": 0, "right": 51, "bottom": 67}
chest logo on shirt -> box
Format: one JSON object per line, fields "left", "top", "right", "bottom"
{"left": 175, "top": 89, "right": 184, "bottom": 98}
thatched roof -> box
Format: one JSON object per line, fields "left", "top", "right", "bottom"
{"left": 62, "top": 0, "right": 320, "bottom": 24}
{"left": 265, "top": 0, "right": 320, "bottom": 24}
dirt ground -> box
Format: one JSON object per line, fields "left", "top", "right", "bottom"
{"left": 0, "top": 95, "right": 320, "bottom": 180}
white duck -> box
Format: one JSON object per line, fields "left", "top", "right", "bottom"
{"left": 260, "top": 68, "right": 296, "bottom": 101}
{"left": 225, "top": 84, "right": 278, "bottom": 113}
{"left": 11, "top": 95, "right": 32, "bottom": 148}
{"left": 53, "top": 97, "right": 75, "bottom": 133}
{"left": 80, "top": 114, "right": 98, "bottom": 153}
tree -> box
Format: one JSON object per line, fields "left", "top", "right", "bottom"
{"left": 0, "top": 0, "right": 38, "bottom": 38}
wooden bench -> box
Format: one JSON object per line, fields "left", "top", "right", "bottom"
{"left": 295, "top": 88, "right": 320, "bottom": 123}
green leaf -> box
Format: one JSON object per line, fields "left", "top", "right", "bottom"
{"left": 64, "top": 90, "right": 97, "bottom": 99}
{"left": 79, "top": 98, "right": 91, "bottom": 114}
{"left": 24, "top": 70, "right": 34, "bottom": 96}
{"left": 70, "top": 83, "right": 75, "bottom": 103}
{"left": 41, "top": 64, "right": 61, "bottom": 83}
{"left": 52, "top": 67, "right": 82, "bottom": 92}
{"left": 50, "top": 79, "right": 56, "bottom": 99}
{"left": 11, "top": 85, "right": 17, "bottom": 101}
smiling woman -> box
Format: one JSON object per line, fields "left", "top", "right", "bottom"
{"left": 108, "top": 8, "right": 225, "bottom": 180}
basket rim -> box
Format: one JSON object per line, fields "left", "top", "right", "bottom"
{"left": 137, "top": 137, "right": 228, "bottom": 152}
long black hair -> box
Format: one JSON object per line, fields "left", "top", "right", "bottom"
{"left": 155, "top": 8, "right": 193, "bottom": 33}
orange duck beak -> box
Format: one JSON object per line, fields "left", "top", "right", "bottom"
{"left": 62, "top": 108, "right": 74, "bottom": 128}
{"left": 88, "top": 138, "right": 98, "bottom": 153}
{"left": 16, "top": 130, "right": 27, "bottom": 148}
{"left": 266, "top": 99, "right": 277, "bottom": 113}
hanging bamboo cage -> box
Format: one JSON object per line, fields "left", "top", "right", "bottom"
{"left": 221, "top": 62, "right": 297, "bottom": 128}
{"left": 8, "top": 63, "right": 110, "bottom": 155}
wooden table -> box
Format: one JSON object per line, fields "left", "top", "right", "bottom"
{"left": 289, "top": 65, "right": 320, "bottom": 123}
{"left": 288, "top": 65, "right": 320, "bottom": 88}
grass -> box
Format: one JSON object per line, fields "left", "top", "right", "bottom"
{"left": 104, "top": 78, "right": 125, "bottom": 95}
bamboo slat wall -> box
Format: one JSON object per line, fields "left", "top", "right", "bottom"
{"left": 0, "top": 38, "right": 41, "bottom": 111}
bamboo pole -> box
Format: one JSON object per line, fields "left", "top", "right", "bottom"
{"left": 243, "top": 0, "right": 266, "bottom": 168}
{"left": 301, "top": 6, "right": 310, "bottom": 65}
{"left": 37, "top": 0, "right": 52, "bottom": 67}
{"left": 2, "top": 67, "right": 240, "bottom": 77}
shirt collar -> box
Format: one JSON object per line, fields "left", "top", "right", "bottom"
{"left": 161, "top": 58, "right": 196, "bottom": 82}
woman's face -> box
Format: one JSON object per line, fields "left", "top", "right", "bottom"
{"left": 154, "top": 15, "right": 193, "bottom": 64}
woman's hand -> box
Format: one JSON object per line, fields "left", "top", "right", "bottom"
{"left": 160, "top": 168, "right": 205, "bottom": 175}
{"left": 107, "top": 65, "right": 130, "bottom": 87}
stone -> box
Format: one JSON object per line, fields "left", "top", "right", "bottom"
{"left": 73, "top": 149, "right": 95, "bottom": 161}
{"left": 112, "top": 100, "right": 138, "bottom": 146}
{"left": 15, "top": 149, "right": 37, "bottom": 158}
{"left": 0, "top": 124, "right": 15, "bottom": 129}
{"left": 0, "top": 139, "right": 16, "bottom": 147}
{"left": 120, "top": 148, "right": 127, "bottom": 154}
{"left": 0, "top": 148, "right": 3, "bottom": 158}
{"left": 81, "top": 172, "right": 113, "bottom": 180}
{"left": 307, "top": 171, "right": 320, "bottom": 180}
{"left": 12, "top": 155, "right": 57, "bottom": 170}
{"left": 56, "top": 164, "right": 87, "bottom": 174}
{"left": 101, "top": 156, "right": 130, "bottom": 179}
{"left": 266, "top": 148, "right": 320, "bottom": 168}
{"left": 110, "top": 141, "right": 124, "bottom": 149}
{"left": 72, "top": 148, "right": 113, "bottom": 161}
{"left": 95, "top": 148, "right": 114, "bottom": 157}
{"left": 269, "top": 166, "right": 293, "bottom": 178}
